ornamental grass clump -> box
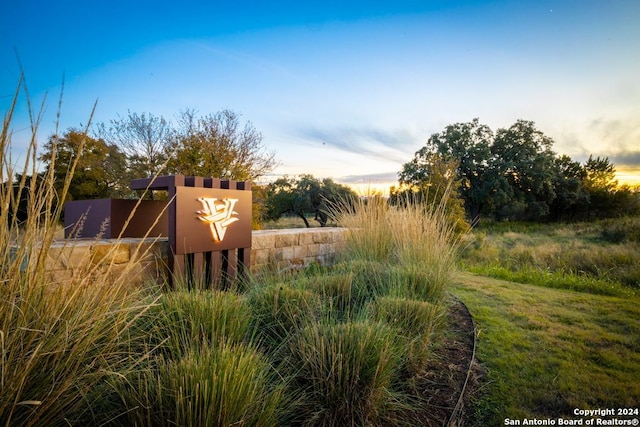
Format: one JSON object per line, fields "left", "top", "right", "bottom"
{"left": 336, "top": 195, "right": 394, "bottom": 263}
{"left": 332, "top": 258, "right": 391, "bottom": 298}
{"left": 122, "top": 343, "right": 286, "bottom": 427}
{"left": 284, "top": 320, "right": 407, "bottom": 426}
{"left": 334, "top": 190, "right": 461, "bottom": 303}
{"left": 298, "top": 271, "right": 369, "bottom": 318}
{"left": 367, "top": 296, "right": 445, "bottom": 372}
{"left": 151, "top": 289, "right": 253, "bottom": 358}
{"left": 248, "top": 284, "right": 322, "bottom": 351}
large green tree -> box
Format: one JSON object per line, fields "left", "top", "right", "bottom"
{"left": 549, "top": 155, "right": 589, "bottom": 221}
{"left": 402, "top": 119, "right": 639, "bottom": 222}
{"left": 410, "top": 118, "right": 493, "bottom": 220}
{"left": 40, "top": 129, "right": 127, "bottom": 201}
{"left": 489, "top": 120, "right": 559, "bottom": 220}
{"left": 168, "top": 109, "right": 277, "bottom": 182}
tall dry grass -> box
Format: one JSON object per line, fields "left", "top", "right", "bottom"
{"left": 462, "top": 221, "right": 640, "bottom": 293}
{"left": 0, "top": 76, "right": 158, "bottom": 426}
{"left": 334, "top": 191, "right": 461, "bottom": 301}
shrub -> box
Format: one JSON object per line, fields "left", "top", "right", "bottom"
{"left": 284, "top": 320, "right": 405, "bottom": 426}
{"left": 248, "top": 284, "right": 321, "bottom": 351}
{"left": 151, "top": 290, "right": 253, "bottom": 358}
{"left": 122, "top": 343, "right": 286, "bottom": 427}
{"left": 600, "top": 216, "right": 640, "bottom": 243}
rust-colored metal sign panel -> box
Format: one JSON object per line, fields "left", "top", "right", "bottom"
{"left": 174, "top": 186, "right": 252, "bottom": 255}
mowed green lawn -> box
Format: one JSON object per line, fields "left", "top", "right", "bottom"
{"left": 451, "top": 272, "right": 640, "bottom": 425}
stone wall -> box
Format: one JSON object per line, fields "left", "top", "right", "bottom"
{"left": 41, "top": 227, "right": 348, "bottom": 285}
{"left": 251, "top": 228, "right": 347, "bottom": 272}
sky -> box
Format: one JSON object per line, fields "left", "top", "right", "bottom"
{"left": 2, "top": 0, "right": 640, "bottom": 191}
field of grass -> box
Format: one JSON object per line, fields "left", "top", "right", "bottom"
{"left": 452, "top": 272, "right": 640, "bottom": 425}
{"left": 460, "top": 220, "right": 640, "bottom": 295}
{"left": 455, "top": 219, "right": 640, "bottom": 425}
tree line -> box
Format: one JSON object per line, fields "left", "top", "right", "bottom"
{"left": 393, "top": 119, "right": 640, "bottom": 222}
{"left": 33, "top": 113, "right": 639, "bottom": 228}
{"left": 34, "top": 109, "right": 358, "bottom": 228}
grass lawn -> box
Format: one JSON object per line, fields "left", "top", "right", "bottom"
{"left": 451, "top": 271, "right": 640, "bottom": 425}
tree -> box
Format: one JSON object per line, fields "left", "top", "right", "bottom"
{"left": 401, "top": 118, "right": 638, "bottom": 223}
{"left": 421, "top": 118, "right": 493, "bottom": 219}
{"left": 549, "top": 155, "right": 589, "bottom": 221}
{"left": 168, "top": 109, "right": 277, "bottom": 182}
{"left": 583, "top": 155, "right": 621, "bottom": 218}
{"left": 264, "top": 175, "right": 357, "bottom": 227}
{"left": 489, "top": 120, "right": 558, "bottom": 220}
{"left": 97, "top": 111, "right": 173, "bottom": 178}
{"left": 584, "top": 155, "right": 617, "bottom": 193}
{"left": 40, "top": 129, "right": 127, "bottom": 201}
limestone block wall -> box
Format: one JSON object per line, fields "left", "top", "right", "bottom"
{"left": 42, "top": 238, "right": 169, "bottom": 286}
{"left": 251, "top": 228, "right": 347, "bottom": 272}
{"left": 40, "top": 227, "right": 348, "bottom": 285}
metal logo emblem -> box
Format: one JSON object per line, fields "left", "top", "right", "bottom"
{"left": 197, "top": 197, "right": 240, "bottom": 242}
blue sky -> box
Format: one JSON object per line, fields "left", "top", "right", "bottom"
{"left": 2, "top": 0, "right": 640, "bottom": 188}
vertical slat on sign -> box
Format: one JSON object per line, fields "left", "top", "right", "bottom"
{"left": 169, "top": 175, "right": 186, "bottom": 289}
{"left": 220, "top": 179, "right": 237, "bottom": 289}
{"left": 237, "top": 180, "right": 251, "bottom": 286}
{"left": 186, "top": 176, "right": 205, "bottom": 288}
{"left": 207, "top": 178, "right": 223, "bottom": 288}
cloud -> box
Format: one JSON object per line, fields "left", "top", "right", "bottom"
{"left": 610, "top": 151, "right": 640, "bottom": 168}
{"left": 587, "top": 116, "right": 640, "bottom": 155}
{"left": 336, "top": 171, "right": 399, "bottom": 185}
{"left": 295, "top": 125, "right": 423, "bottom": 164}
{"left": 550, "top": 114, "right": 640, "bottom": 168}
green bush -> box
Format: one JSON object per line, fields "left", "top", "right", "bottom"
{"left": 122, "top": 344, "right": 286, "bottom": 427}
{"left": 284, "top": 320, "right": 405, "bottom": 426}
{"left": 249, "top": 284, "right": 321, "bottom": 351}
